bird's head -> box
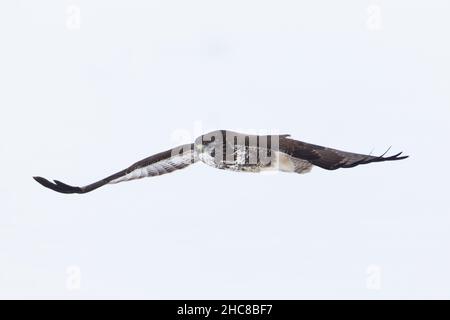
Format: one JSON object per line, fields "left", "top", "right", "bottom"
{"left": 194, "top": 130, "right": 223, "bottom": 153}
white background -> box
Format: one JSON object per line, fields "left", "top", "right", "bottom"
{"left": 1, "top": 0, "right": 449, "bottom": 299}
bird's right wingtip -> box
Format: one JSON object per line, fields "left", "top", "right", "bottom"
{"left": 391, "top": 152, "right": 409, "bottom": 161}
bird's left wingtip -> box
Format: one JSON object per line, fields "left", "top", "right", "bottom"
{"left": 33, "top": 176, "right": 83, "bottom": 194}
{"left": 33, "top": 176, "right": 50, "bottom": 186}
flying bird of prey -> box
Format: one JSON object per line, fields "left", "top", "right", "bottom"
{"left": 33, "top": 130, "right": 408, "bottom": 194}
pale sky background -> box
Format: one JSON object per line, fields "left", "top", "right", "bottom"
{"left": 1, "top": 0, "right": 449, "bottom": 299}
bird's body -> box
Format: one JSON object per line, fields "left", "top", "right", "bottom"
{"left": 196, "top": 131, "right": 312, "bottom": 173}
{"left": 34, "top": 129, "right": 408, "bottom": 194}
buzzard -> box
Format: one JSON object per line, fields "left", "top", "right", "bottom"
{"left": 33, "top": 130, "right": 408, "bottom": 194}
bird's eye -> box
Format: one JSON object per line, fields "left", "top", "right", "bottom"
{"left": 202, "top": 136, "right": 215, "bottom": 145}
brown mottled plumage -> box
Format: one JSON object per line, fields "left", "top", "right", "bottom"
{"left": 34, "top": 130, "right": 408, "bottom": 194}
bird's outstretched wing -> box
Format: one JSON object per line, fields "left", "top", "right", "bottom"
{"left": 33, "top": 144, "right": 197, "bottom": 194}
{"left": 279, "top": 136, "right": 408, "bottom": 170}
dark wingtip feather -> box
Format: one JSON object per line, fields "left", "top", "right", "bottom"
{"left": 383, "top": 152, "right": 408, "bottom": 161}
{"left": 379, "top": 146, "right": 392, "bottom": 158}
{"left": 370, "top": 151, "right": 409, "bottom": 164}
{"left": 340, "top": 150, "right": 408, "bottom": 169}
{"left": 33, "top": 176, "right": 83, "bottom": 194}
